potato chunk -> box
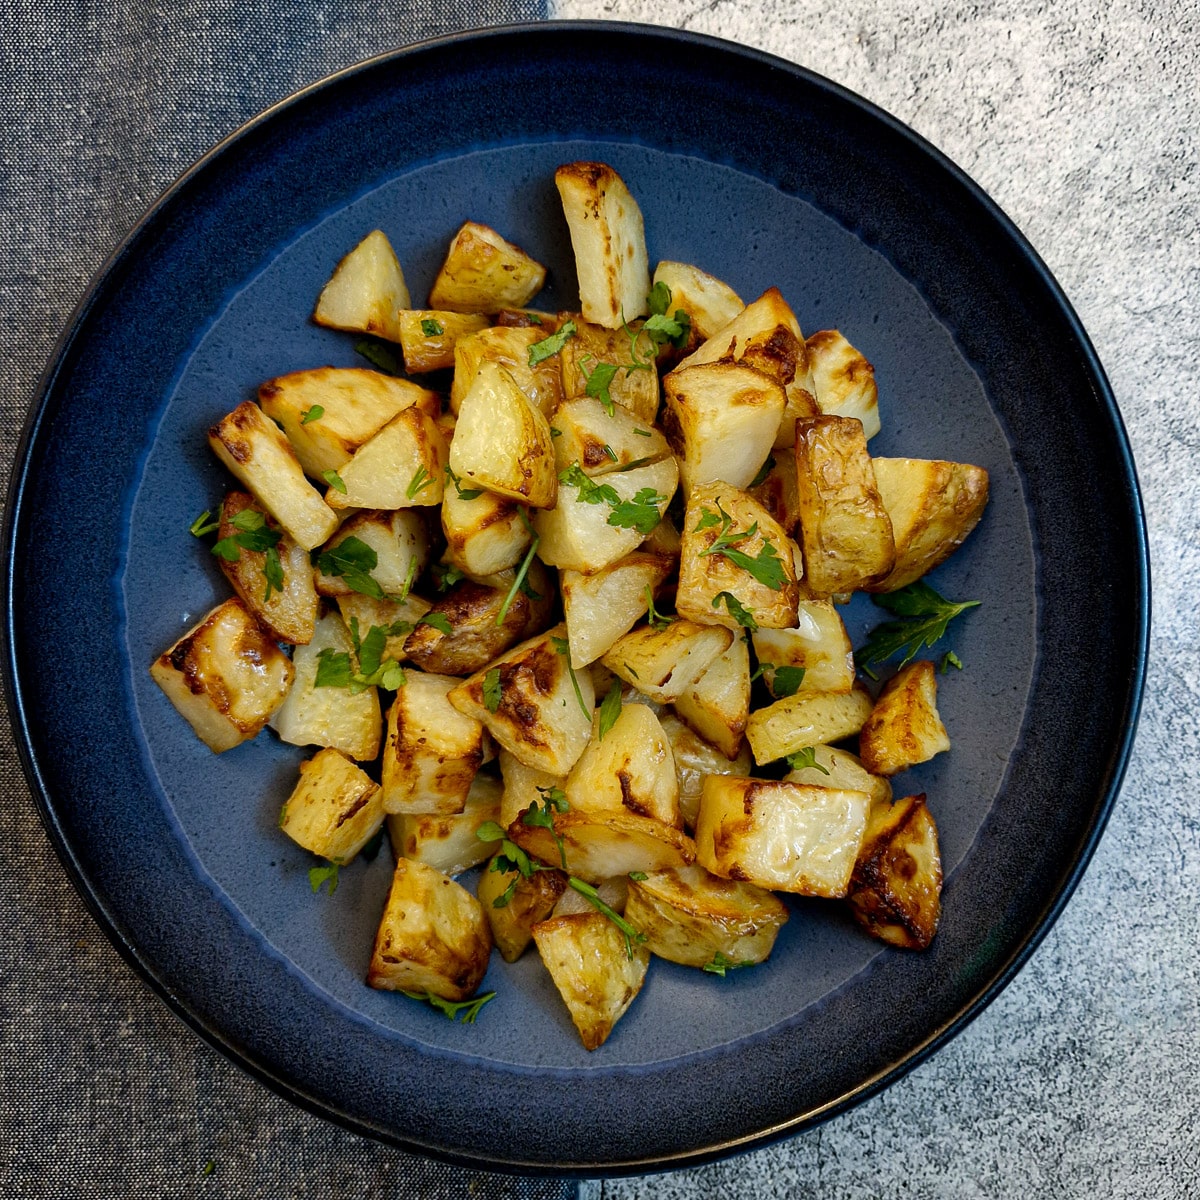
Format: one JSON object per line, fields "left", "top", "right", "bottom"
{"left": 651, "top": 261, "right": 744, "bottom": 346}
{"left": 393, "top": 310, "right": 491, "bottom": 373}
{"left": 625, "top": 864, "right": 788, "bottom": 969}
{"left": 555, "top": 162, "right": 651, "bottom": 329}
{"left": 259, "top": 368, "right": 437, "bottom": 480}
{"left": 784, "top": 745, "right": 892, "bottom": 816}
{"left": 429, "top": 221, "right": 546, "bottom": 314}
{"left": 449, "top": 362, "right": 557, "bottom": 508}
{"left": 658, "top": 713, "right": 753, "bottom": 831}
{"left": 207, "top": 402, "right": 337, "bottom": 551}
{"left": 367, "top": 857, "right": 491, "bottom": 1001}
{"left": 676, "top": 483, "right": 800, "bottom": 631}
{"left": 565, "top": 702, "right": 681, "bottom": 828}
{"left": 441, "top": 486, "right": 531, "bottom": 578}
{"left": 866, "top": 458, "right": 990, "bottom": 592}
{"left": 750, "top": 600, "right": 855, "bottom": 696}
{"left": 600, "top": 620, "right": 733, "bottom": 704}
{"left": 269, "top": 610, "right": 381, "bottom": 761}
{"left": 559, "top": 319, "right": 660, "bottom": 424}
{"left": 279, "top": 748, "right": 384, "bottom": 864}
{"left": 498, "top": 749, "right": 567, "bottom": 827}
{"left": 325, "top": 405, "right": 448, "bottom": 511}
{"left": 477, "top": 855, "right": 567, "bottom": 962}
{"left": 447, "top": 626, "right": 594, "bottom": 776}
{"left": 335, "top": 591, "right": 431, "bottom": 662}
{"left": 216, "top": 491, "right": 318, "bottom": 645}
{"left": 793, "top": 415, "right": 895, "bottom": 595}
{"left": 450, "top": 326, "right": 563, "bottom": 418}
{"left": 661, "top": 363, "right": 786, "bottom": 499}
{"left": 150, "top": 597, "right": 293, "bottom": 753}
{"left": 313, "top": 229, "right": 411, "bottom": 340}
{"left": 695, "top": 776, "right": 870, "bottom": 897}
{"left": 314, "top": 509, "right": 429, "bottom": 598}
{"left": 387, "top": 774, "right": 502, "bottom": 877}
{"left": 858, "top": 660, "right": 950, "bottom": 776}
{"left": 805, "top": 329, "right": 880, "bottom": 440}
{"left": 550, "top": 397, "right": 671, "bottom": 477}
{"left": 381, "top": 671, "right": 485, "bottom": 814}
{"left": 672, "top": 631, "right": 750, "bottom": 759}
{"left": 847, "top": 794, "right": 942, "bottom": 949}
{"left": 745, "top": 684, "right": 874, "bottom": 766}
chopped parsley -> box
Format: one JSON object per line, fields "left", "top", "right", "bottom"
{"left": 785, "top": 746, "right": 830, "bottom": 774}
{"left": 695, "top": 499, "right": 787, "bottom": 590}
{"left": 315, "top": 535, "right": 384, "bottom": 599}
{"left": 703, "top": 951, "right": 755, "bottom": 977}
{"left": 579, "top": 356, "right": 619, "bottom": 416}
{"left": 856, "top": 582, "right": 980, "bottom": 673}
{"left": 482, "top": 667, "right": 502, "bottom": 713}
{"left": 322, "top": 468, "right": 348, "bottom": 495}
{"left": 645, "top": 586, "right": 674, "bottom": 631}
{"left": 308, "top": 863, "right": 340, "bottom": 895}
{"left": 559, "top": 462, "right": 666, "bottom": 537}
{"left": 528, "top": 320, "right": 577, "bottom": 367}
{"left": 597, "top": 680, "right": 623, "bottom": 740}
{"left": 445, "top": 463, "right": 483, "bottom": 501}
{"left": 749, "top": 454, "right": 776, "bottom": 489}
{"left": 420, "top": 317, "right": 445, "bottom": 337}
{"left": 552, "top": 635, "right": 591, "bottom": 721}
{"left": 567, "top": 877, "right": 646, "bottom": 960}
{"left": 712, "top": 590, "right": 758, "bottom": 631}
{"left": 406, "top": 464, "right": 435, "bottom": 500}
{"left": 495, "top": 511, "right": 540, "bottom": 626}
{"left": 189, "top": 510, "right": 220, "bottom": 537}
{"left": 941, "top": 649, "right": 964, "bottom": 673}
{"left": 400, "top": 989, "right": 496, "bottom": 1023}
{"left": 300, "top": 405, "right": 324, "bottom": 425}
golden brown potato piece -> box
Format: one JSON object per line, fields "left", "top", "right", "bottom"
{"left": 672, "top": 631, "right": 750, "bottom": 760}
{"left": 279, "top": 748, "right": 384, "bottom": 864}
{"left": 313, "top": 229, "right": 411, "bottom": 340}
{"left": 215, "top": 491, "right": 318, "bottom": 645}
{"left": 694, "top": 776, "right": 870, "bottom": 897}
{"left": 792, "top": 414, "right": 895, "bottom": 595}
{"left": 367, "top": 857, "right": 492, "bottom": 1000}
{"left": 550, "top": 397, "right": 672, "bottom": 477}
{"left": 440, "top": 486, "right": 532, "bottom": 580}
{"left": 750, "top": 600, "right": 855, "bottom": 696}
{"left": 858, "top": 660, "right": 950, "bottom": 776}
{"left": 559, "top": 317, "right": 660, "bottom": 424}
{"left": 335, "top": 591, "right": 431, "bottom": 662}
{"left": 150, "top": 597, "right": 294, "bottom": 753}
{"left": 676, "top": 482, "right": 800, "bottom": 631}
{"left": 533, "top": 912, "right": 650, "bottom": 1050}
{"left": 498, "top": 748, "right": 568, "bottom": 828}
{"left": 314, "top": 509, "right": 429, "bottom": 598}
{"left": 805, "top": 329, "right": 880, "bottom": 440}
{"left": 429, "top": 221, "right": 546, "bottom": 314}
{"left": 847, "top": 793, "right": 942, "bottom": 949}
{"left": 450, "top": 325, "right": 563, "bottom": 418}
{"left": 600, "top": 619, "right": 733, "bottom": 704}
{"left": 784, "top": 745, "right": 892, "bottom": 817}
{"left": 326, "top": 404, "right": 448, "bottom": 511}
{"left": 394, "top": 310, "right": 490, "bottom": 373}
{"left": 624, "top": 864, "right": 788, "bottom": 970}
{"left": 745, "top": 684, "right": 874, "bottom": 766}
{"left": 555, "top": 162, "right": 651, "bottom": 329}
{"left": 447, "top": 625, "right": 594, "bottom": 776}
{"left": 748, "top": 451, "right": 802, "bottom": 536}
{"left": 387, "top": 774, "right": 502, "bottom": 878}
{"left": 477, "top": 855, "right": 567, "bottom": 962}
{"left": 657, "top": 712, "right": 753, "bottom": 831}
{"left": 207, "top": 402, "right": 338, "bottom": 551}
{"left": 651, "top": 260, "right": 744, "bottom": 348}
{"left": 866, "top": 458, "right": 990, "bottom": 592}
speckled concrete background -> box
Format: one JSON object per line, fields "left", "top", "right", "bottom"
{"left": 557, "top": 1, "right": 1199, "bottom": 1196}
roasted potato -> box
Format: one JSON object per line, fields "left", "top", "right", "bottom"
{"left": 429, "top": 221, "right": 546, "bottom": 314}
{"left": 672, "top": 631, "right": 750, "bottom": 759}
{"left": 558, "top": 317, "right": 661, "bottom": 425}
{"left": 805, "top": 329, "right": 880, "bottom": 440}
{"left": 387, "top": 773, "right": 502, "bottom": 877}
{"left": 858, "top": 660, "right": 950, "bottom": 776}
{"left": 440, "top": 486, "right": 532, "bottom": 579}
{"left": 477, "top": 855, "right": 567, "bottom": 962}
{"left": 392, "top": 310, "right": 490, "bottom": 374}
{"left": 450, "top": 325, "right": 563, "bottom": 417}
{"left": 750, "top": 600, "right": 855, "bottom": 696}
{"left": 651, "top": 260, "right": 744, "bottom": 347}
{"left": 744, "top": 684, "right": 874, "bottom": 766}
{"left": 313, "top": 229, "right": 411, "bottom": 340}
{"left": 314, "top": 509, "right": 429, "bottom": 598}
{"left": 658, "top": 712, "right": 753, "bottom": 830}
{"left": 325, "top": 405, "right": 448, "bottom": 511}
{"left": 600, "top": 619, "right": 733, "bottom": 704}
{"left": 550, "top": 397, "right": 672, "bottom": 477}
{"left": 279, "top": 748, "right": 384, "bottom": 864}
{"left": 784, "top": 745, "right": 892, "bottom": 816}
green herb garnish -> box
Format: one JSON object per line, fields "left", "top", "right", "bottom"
{"left": 703, "top": 951, "right": 754, "bottom": 977}
{"left": 712, "top": 590, "right": 758, "bottom": 631}
{"left": 406, "top": 464, "right": 435, "bottom": 500}
{"left": 420, "top": 317, "right": 445, "bottom": 337}
{"left": 528, "top": 319, "right": 577, "bottom": 366}
{"left": 400, "top": 989, "right": 496, "bottom": 1023}
{"left": 315, "top": 534, "right": 383, "bottom": 599}
{"left": 300, "top": 405, "right": 324, "bottom": 425}
{"left": 308, "top": 863, "right": 340, "bottom": 895}
{"left": 322, "top": 468, "right": 348, "bottom": 495}
{"left": 856, "top": 582, "right": 980, "bottom": 671}
{"left": 597, "top": 680, "right": 623, "bottom": 740}
{"left": 785, "top": 746, "right": 830, "bottom": 774}
{"left": 567, "top": 877, "right": 646, "bottom": 960}
{"left": 495, "top": 510, "right": 540, "bottom": 626}
{"left": 749, "top": 454, "right": 776, "bottom": 489}
{"left": 190, "top": 510, "right": 219, "bottom": 537}
{"left": 552, "top": 635, "right": 591, "bottom": 721}
{"left": 695, "top": 498, "right": 787, "bottom": 590}
{"left": 445, "top": 463, "right": 483, "bottom": 501}
{"left": 355, "top": 337, "right": 403, "bottom": 375}
{"left": 645, "top": 586, "right": 674, "bottom": 631}
{"left": 482, "top": 667, "right": 502, "bottom": 713}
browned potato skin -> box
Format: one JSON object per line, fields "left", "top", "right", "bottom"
{"left": 866, "top": 458, "right": 990, "bottom": 592}
{"left": 858, "top": 660, "right": 951, "bottom": 777}
{"left": 396, "top": 310, "right": 490, "bottom": 373}
{"left": 216, "top": 491, "right": 318, "bottom": 644}
{"left": 477, "top": 857, "right": 567, "bottom": 963}
{"left": 847, "top": 794, "right": 942, "bottom": 949}
{"left": 559, "top": 318, "right": 659, "bottom": 424}
{"left": 402, "top": 568, "right": 554, "bottom": 676}
{"left": 429, "top": 221, "right": 547, "bottom": 314}
{"left": 793, "top": 414, "right": 895, "bottom": 595}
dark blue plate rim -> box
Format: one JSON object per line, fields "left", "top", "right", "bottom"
{"left": 1, "top": 21, "right": 1149, "bottom": 1174}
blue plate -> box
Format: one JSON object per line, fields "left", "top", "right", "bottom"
{"left": 1, "top": 23, "right": 1148, "bottom": 1173}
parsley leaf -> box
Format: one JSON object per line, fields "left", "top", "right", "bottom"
{"left": 579, "top": 357, "right": 619, "bottom": 416}
{"left": 482, "top": 667, "right": 502, "bottom": 713}
{"left": 552, "top": 636, "right": 591, "bottom": 721}
{"left": 406, "top": 465, "right": 434, "bottom": 500}
{"left": 607, "top": 487, "right": 666, "bottom": 535}
{"left": 561, "top": 462, "right": 621, "bottom": 507}
{"left": 315, "top": 535, "right": 384, "bottom": 600}
{"left": 785, "top": 746, "right": 830, "bottom": 774}
{"left": 432, "top": 562, "right": 466, "bottom": 592}
{"left": 696, "top": 499, "right": 787, "bottom": 590}
{"left": 643, "top": 310, "right": 691, "bottom": 349}
{"left": 445, "top": 464, "right": 483, "bottom": 501}
{"left": 856, "top": 582, "right": 980, "bottom": 671}
{"left": 528, "top": 320, "right": 577, "bottom": 366}
{"left": 262, "top": 545, "right": 284, "bottom": 602}
{"left": 322, "top": 468, "right": 348, "bottom": 495}
{"left": 300, "top": 405, "right": 324, "bottom": 425}
{"left": 523, "top": 794, "right": 569, "bottom": 869}
{"left": 420, "top": 317, "right": 445, "bottom": 337}
{"left": 941, "top": 649, "right": 964, "bottom": 673}
{"left": 419, "top": 612, "right": 453, "bottom": 635}
{"left": 645, "top": 586, "right": 674, "bottom": 631}
{"left": 770, "top": 664, "right": 806, "bottom": 698}
{"left": 597, "top": 680, "right": 623, "bottom": 740}
{"left": 703, "top": 951, "right": 754, "bottom": 977}
{"left": 647, "top": 280, "right": 672, "bottom": 316}
{"left": 400, "top": 989, "right": 496, "bottom": 1023}
{"left": 567, "top": 876, "right": 646, "bottom": 960}
{"left": 712, "top": 590, "right": 758, "bottom": 631}
{"left": 308, "top": 863, "right": 339, "bottom": 895}
{"left": 355, "top": 337, "right": 403, "bottom": 375}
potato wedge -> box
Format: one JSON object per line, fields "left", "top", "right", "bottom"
{"left": 555, "top": 162, "right": 650, "bottom": 329}
{"left": 559, "top": 550, "right": 674, "bottom": 668}
{"left": 447, "top": 625, "right": 594, "bottom": 776}
{"left": 477, "top": 854, "right": 567, "bottom": 962}
{"left": 565, "top": 702, "right": 681, "bottom": 828}
{"left": 624, "top": 864, "right": 788, "bottom": 970}
{"left": 441, "top": 485, "right": 532, "bottom": 578}
{"left": 533, "top": 455, "right": 678, "bottom": 574}
{"left": 847, "top": 794, "right": 942, "bottom": 949}
{"left": 325, "top": 405, "right": 448, "bottom": 511}
{"left": 672, "top": 631, "right": 750, "bottom": 759}
{"left": 449, "top": 362, "right": 557, "bottom": 507}
{"left": 695, "top": 776, "right": 870, "bottom": 897}
{"left": 279, "top": 748, "right": 384, "bottom": 864}
{"left": 498, "top": 749, "right": 567, "bottom": 828}
{"left": 600, "top": 619, "right": 733, "bottom": 704}
{"left": 259, "top": 367, "right": 436, "bottom": 480}
{"left": 336, "top": 591, "right": 432, "bottom": 663}
{"left": 314, "top": 509, "right": 429, "bottom": 598}
{"left": 661, "top": 363, "right": 786, "bottom": 499}
{"left": 792, "top": 414, "right": 895, "bottom": 595}
{"left": 381, "top": 671, "right": 485, "bottom": 814}
{"left": 858, "top": 660, "right": 950, "bottom": 776}
{"left": 805, "top": 329, "right": 880, "bottom": 440}
{"left": 748, "top": 450, "right": 802, "bottom": 536}
{"left": 429, "top": 221, "right": 546, "bottom": 314}
{"left": 367, "top": 857, "right": 491, "bottom": 1001}
{"left": 745, "top": 684, "right": 874, "bottom": 766}
{"left": 387, "top": 773, "right": 502, "bottom": 877}
{"left": 150, "top": 597, "right": 294, "bottom": 753}
{"left": 394, "top": 310, "right": 490, "bottom": 373}
{"left": 750, "top": 600, "right": 855, "bottom": 696}
{"left": 313, "top": 229, "right": 411, "bottom": 340}
{"left": 866, "top": 458, "right": 990, "bottom": 592}
{"left": 651, "top": 261, "right": 744, "bottom": 346}
{"left": 550, "top": 397, "right": 671, "bottom": 477}
{"left": 450, "top": 325, "right": 563, "bottom": 418}
{"left": 215, "top": 491, "right": 318, "bottom": 644}
{"left": 784, "top": 745, "right": 892, "bottom": 816}
{"left": 269, "top": 610, "right": 381, "bottom": 761}
{"left": 559, "top": 318, "right": 660, "bottom": 424}
{"left": 533, "top": 912, "right": 650, "bottom": 1050}
{"left": 658, "top": 712, "right": 753, "bottom": 831}
{"left": 208, "top": 402, "right": 337, "bottom": 551}
{"left": 676, "top": 483, "right": 800, "bottom": 631}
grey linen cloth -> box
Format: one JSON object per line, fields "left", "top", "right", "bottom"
{"left": 0, "top": 3, "right": 580, "bottom": 1197}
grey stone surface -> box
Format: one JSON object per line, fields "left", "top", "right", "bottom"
{"left": 555, "top": 0, "right": 1200, "bottom": 1196}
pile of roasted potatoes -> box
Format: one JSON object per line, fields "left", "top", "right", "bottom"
{"left": 151, "top": 162, "right": 988, "bottom": 1050}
